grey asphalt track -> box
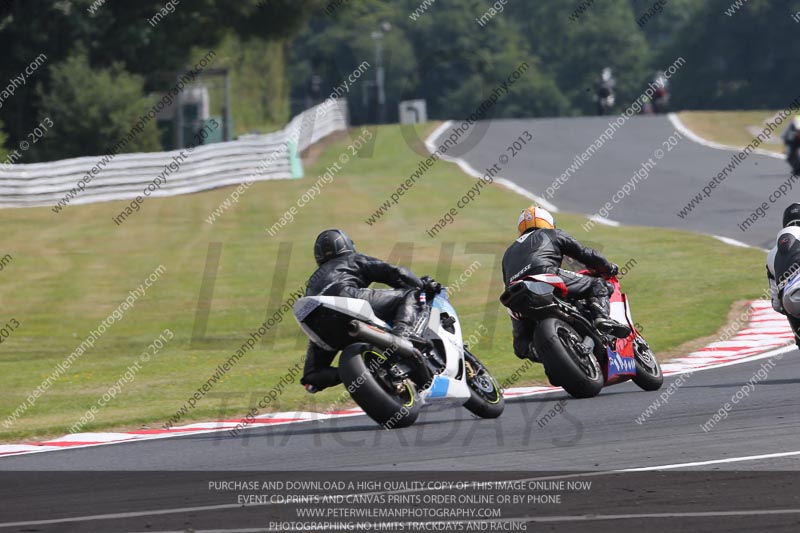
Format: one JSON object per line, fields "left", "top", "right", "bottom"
{"left": 3, "top": 116, "right": 799, "bottom": 532}
{"left": 433, "top": 115, "right": 791, "bottom": 249}
{"left": 1, "top": 352, "right": 799, "bottom": 531}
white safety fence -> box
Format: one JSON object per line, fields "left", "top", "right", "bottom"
{"left": 0, "top": 100, "right": 348, "bottom": 209}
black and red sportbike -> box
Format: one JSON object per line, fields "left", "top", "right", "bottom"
{"left": 500, "top": 270, "right": 662, "bottom": 398}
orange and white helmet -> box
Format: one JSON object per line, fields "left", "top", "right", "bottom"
{"left": 517, "top": 205, "right": 555, "bottom": 235}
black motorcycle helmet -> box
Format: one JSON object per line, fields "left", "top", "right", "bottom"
{"left": 783, "top": 203, "right": 800, "bottom": 228}
{"left": 314, "top": 229, "right": 355, "bottom": 266}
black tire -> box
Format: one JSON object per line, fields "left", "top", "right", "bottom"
{"left": 631, "top": 335, "right": 663, "bottom": 391}
{"left": 462, "top": 349, "right": 505, "bottom": 419}
{"left": 338, "top": 343, "right": 420, "bottom": 429}
{"left": 534, "top": 318, "right": 603, "bottom": 399}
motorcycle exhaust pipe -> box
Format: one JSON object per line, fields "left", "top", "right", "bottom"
{"left": 347, "top": 321, "right": 419, "bottom": 360}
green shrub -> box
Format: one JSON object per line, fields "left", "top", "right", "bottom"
{"left": 0, "top": 120, "right": 8, "bottom": 161}
{"left": 37, "top": 48, "right": 162, "bottom": 160}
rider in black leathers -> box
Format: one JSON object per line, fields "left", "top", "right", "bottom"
{"left": 783, "top": 116, "right": 800, "bottom": 173}
{"left": 594, "top": 67, "right": 616, "bottom": 115}
{"left": 300, "top": 229, "right": 425, "bottom": 393}
{"left": 502, "top": 206, "right": 631, "bottom": 362}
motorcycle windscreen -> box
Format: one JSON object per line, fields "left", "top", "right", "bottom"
{"left": 432, "top": 290, "right": 457, "bottom": 318}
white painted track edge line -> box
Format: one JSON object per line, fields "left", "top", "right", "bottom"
{"left": 4, "top": 449, "right": 800, "bottom": 528}
{"left": 667, "top": 112, "right": 784, "bottom": 160}
{"left": 0, "top": 120, "right": 791, "bottom": 458}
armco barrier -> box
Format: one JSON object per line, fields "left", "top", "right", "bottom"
{"left": 0, "top": 100, "right": 348, "bottom": 209}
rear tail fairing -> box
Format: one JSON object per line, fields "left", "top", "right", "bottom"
{"left": 293, "top": 296, "right": 388, "bottom": 351}
{"left": 499, "top": 275, "right": 563, "bottom": 319}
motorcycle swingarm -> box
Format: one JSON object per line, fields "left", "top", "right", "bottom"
{"left": 551, "top": 307, "right": 607, "bottom": 360}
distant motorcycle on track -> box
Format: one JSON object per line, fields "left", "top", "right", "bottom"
{"left": 294, "top": 283, "right": 505, "bottom": 428}
{"left": 785, "top": 130, "right": 800, "bottom": 176}
{"left": 594, "top": 67, "right": 616, "bottom": 116}
{"left": 651, "top": 71, "right": 670, "bottom": 114}
{"left": 499, "top": 270, "right": 662, "bottom": 398}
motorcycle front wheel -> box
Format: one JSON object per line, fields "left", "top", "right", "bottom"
{"left": 338, "top": 343, "right": 420, "bottom": 429}
{"left": 631, "top": 335, "right": 663, "bottom": 391}
{"left": 534, "top": 318, "right": 603, "bottom": 399}
{"left": 462, "top": 349, "right": 505, "bottom": 419}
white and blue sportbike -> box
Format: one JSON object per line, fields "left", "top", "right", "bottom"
{"left": 294, "top": 284, "right": 504, "bottom": 429}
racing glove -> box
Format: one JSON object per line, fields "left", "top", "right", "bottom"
{"left": 420, "top": 275, "right": 443, "bottom": 295}
{"left": 597, "top": 263, "right": 619, "bottom": 278}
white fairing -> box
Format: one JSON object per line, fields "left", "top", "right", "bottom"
{"left": 782, "top": 272, "right": 800, "bottom": 318}
{"left": 295, "top": 295, "right": 386, "bottom": 325}
{"left": 294, "top": 292, "right": 471, "bottom": 404}
{"left": 293, "top": 296, "right": 388, "bottom": 351}
{"left": 610, "top": 297, "right": 635, "bottom": 328}
{"left": 418, "top": 293, "right": 471, "bottom": 403}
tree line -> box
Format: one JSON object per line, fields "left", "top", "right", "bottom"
{"left": 0, "top": 0, "right": 795, "bottom": 161}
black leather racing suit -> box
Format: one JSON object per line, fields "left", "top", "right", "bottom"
{"left": 301, "top": 252, "right": 423, "bottom": 391}
{"left": 502, "top": 228, "right": 615, "bottom": 361}
{"left": 783, "top": 124, "right": 800, "bottom": 168}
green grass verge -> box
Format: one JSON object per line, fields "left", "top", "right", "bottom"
{"left": 0, "top": 122, "right": 768, "bottom": 441}
{"left": 678, "top": 110, "right": 786, "bottom": 154}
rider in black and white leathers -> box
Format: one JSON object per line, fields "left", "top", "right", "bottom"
{"left": 767, "top": 203, "right": 800, "bottom": 343}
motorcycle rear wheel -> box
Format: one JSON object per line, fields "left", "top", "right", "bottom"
{"left": 631, "top": 335, "right": 663, "bottom": 391}
{"left": 338, "top": 343, "right": 420, "bottom": 429}
{"left": 534, "top": 318, "right": 603, "bottom": 399}
{"left": 463, "top": 349, "right": 505, "bottom": 419}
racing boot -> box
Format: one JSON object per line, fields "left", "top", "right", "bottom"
{"left": 300, "top": 367, "right": 341, "bottom": 393}
{"left": 391, "top": 289, "right": 421, "bottom": 339}
{"left": 526, "top": 342, "right": 541, "bottom": 363}
{"left": 588, "top": 297, "right": 631, "bottom": 339}
{"left": 391, "top": 321, "right": 427, "bottom": 362}
{"left": 391, "top": 321, "right": 415, "bottom": 338}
